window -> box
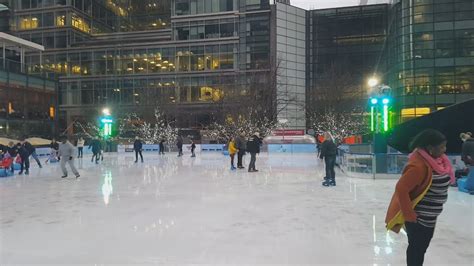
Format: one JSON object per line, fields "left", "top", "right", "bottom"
{"left": 205, "top": 21, "right": 219, "bottom": 38}
{"left": 72, "top": 14, "right": 90, "bottom": 33}
{"left": 43, "top": 12, "right": 54, "bottom": 27}
{"left": 220, "top": 22, "right": 234, "bottom": 37}
{"left": 56, "top": 13, "right": 66, "bottom": 26}
{"left": 19, "top": 15, "right": 39, "bottom": 29}
{"left": 175, "top": 0, "right": 190, "bottom": 16}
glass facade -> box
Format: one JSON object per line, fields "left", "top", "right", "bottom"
{"left": 388, "top": 0, "right": 474, "bottom": 123}
{"left": 4, "top": 0, "right": 280, "bottom": 130}
{"left": 275, "top": 2, "right": 306, "bottom": 129}
{"left": 308, "top": 5, "right": 388, "bottom": 102}
{"left": 0, "top": 59, "right": 58, "bottom": 137}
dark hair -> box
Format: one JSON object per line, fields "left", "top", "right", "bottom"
{"left": 409, "top": 129, "right": 447, "bottom": 151}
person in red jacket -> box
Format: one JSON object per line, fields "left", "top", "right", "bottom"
{"left": 386, "top": 129, "right": 454, "bottom": 266}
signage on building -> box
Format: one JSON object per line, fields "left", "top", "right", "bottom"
{"left": 273, "top": 130, "right": 305, "bottom": 136}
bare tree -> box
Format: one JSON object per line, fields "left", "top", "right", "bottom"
{"left": 307, "top": 63, "right": 367, "bottom": 141}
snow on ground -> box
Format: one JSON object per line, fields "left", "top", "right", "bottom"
{"left": 1, "top": 153, "right": 473, "bottom": 265}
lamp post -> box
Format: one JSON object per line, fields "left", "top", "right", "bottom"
{"left": 100, "top": 108, "right": 113, "bottom": 139}
{"left": 368, "top": 78, "right": 392, "bottom": 178}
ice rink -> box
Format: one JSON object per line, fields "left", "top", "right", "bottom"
{"left": 1, "top": 153, "right": 473, "bottom": 265}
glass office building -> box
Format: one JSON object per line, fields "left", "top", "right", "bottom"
{"left": 3, "top": 0, "right": 473, "bottom": 135}
{"left": 307, "top": 4, "right": 389, "bottom": 114}
{"left": 3, "top": 0, "right": 287, "bottom": 130}
{"left": 387, "top": 0, "right": 474, "bottom": 123}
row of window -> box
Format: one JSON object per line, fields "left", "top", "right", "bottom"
{"left": 408, "top": 1, "right": 474, "bottom": 13}
{"left": 27, "top": 44, "right": 237, "bottom": 76}
{"left": 409, "top": 11, "right": 474, "bottom": 23}
{"left": 60, "top": 76, "right": 246, "bottom": 105}
{"left": 174, "top": 0, "right": 234, "bottom": 16}
{"left": 18, "top": 29, "right": 88, "bottom": 49}
{"left": 174, "top": 19, "right": 237, "bottom": 40}
{"left": 412, "top": 0, "right": 474, "bottom": 6}
{"left": 18, "top": 12, "right": 94, "bottom": 33}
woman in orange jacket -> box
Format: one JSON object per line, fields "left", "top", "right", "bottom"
{"left": 228, "top": 137, "right": 238, "bottom": 171}
{"left": 386, "top": 129, "right": 454, "bottom": 266}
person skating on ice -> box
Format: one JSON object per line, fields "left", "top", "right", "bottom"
{"left": 22, "top": 138, "right": 42, "bottom": 169}
{"left": 235, "top": 133, "right": 246, "bottom": 169}
{"left": 89, "top": 137, "right": 102, "bottom": 164}
{"left": 58, "top": 136, "right": 80, "bottom": 179}
{"left": 16, "top": 142, "right": 29, "bottom": 175}
{"left": 320, "top": 132, "right": 337, "bottom": 187}
{"left": 133, "top": 136, "right": 144, "bottom": 163}
{"left": 228, "top": 137, "right": 238, "bottom": 170}
{"left": 6, "top": 142, "right": 17, "bottom": 173}
{"left": 77, "top": 137, "right": 85, "bottom": 158}
{"left": 176, "top": 135, "right": 183, "bottom": 157}
{"left": 190, "top": 140, "right": 196, "bottom": 157}
{"left": 386, "top": 129, "right": 454, "bottom": 266}
{"left": 246, "top": 132, "right": 262, "bottom": 172}
{"left": 159, "top": 139, "right": 165, "bottom": 155}
{"left": 49, "top": 138, "right": 60, "bottom": 163}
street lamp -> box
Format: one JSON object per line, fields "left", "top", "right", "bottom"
{"left": 102, "top": 108, "right": 111, "bottom": 116}
{"left": 368, "top": 77, "right": 379, "bottom": 88}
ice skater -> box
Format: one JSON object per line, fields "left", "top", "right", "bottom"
{"left": 159, "top": 139, "right": 165, "bottom": 155}
{"left": 228, "top": 137, "right": 238, "bottom": 170}
{"left": 319, "top": 132, "right": 337, "bottom": 187}
{"left": 47, "top": 138, "right": 60, "bottom": 163}
{"left": 6, "top": 142, "right": 18, "bottom": 173}
{"left": 176, "top": 135, "right": 183, "bottom": 157}
{"left": 16, "top": 142, "right": 29, "bottom": 175}
{"left": 246, "top": 132, "right": 262, "bottom": 172}
{"left": 58, "top": 136, "right": 80, "bottom": 179}
{"left": 77, "top": 137, "right": 84, "bottom": 158}
{"left": 386, "top": 129, "right": 453, "bottom": 266}
{"left": 89, "top": 137, "right": 102, "bottom": 164}
{"left": 235, "top": 133, "right": 246, "bottom": 169}
{"left": 134, "top": 136, "right": 144, "bottom": 163}
{"left": 22, "top": 138, "right": 42, "bottom": 168}
{"left": 190, "top": 140, "right": 196, "bottom": 157}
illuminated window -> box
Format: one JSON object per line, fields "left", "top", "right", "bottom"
{"left": 49, "top": 106, "right": 55, "bottom": 118}
{"left": 72, "top": 14, "right": 90, "bottom": 33}
{"left": 56, "top": 15, "right": 66, "bottom": 26}
{"left": 401, "top": 107, "right": 431, "bottom": 118}
{"left": 199, "top": 87, "right": 223, "bottom": 102}
{"left": 20, "top": 16, "right": 39, "bottom": 29}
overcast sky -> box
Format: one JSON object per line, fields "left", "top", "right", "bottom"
{"left": 291, "top": 0, "right": 387, "bottom": 10}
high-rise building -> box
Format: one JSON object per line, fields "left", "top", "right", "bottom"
{"left": 387, "top": 0, "right": 474, "bottom": 123}
{"left": 2, "top": 0, "right": 473, "bottom": 138}
{"left": 307, "top": 0, "right": 474, "bottom": 126}
{"left": 2, "top": 0, "right": 306, "bottom": 134}
{"left": 307, "top": 4, "right": 389, "bottom": 116}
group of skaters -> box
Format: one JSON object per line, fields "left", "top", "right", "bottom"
{"left": 0, "top": 136, "right": 79, "bottom": 178}
{"left": 0, "top": 138, "right": 43, "bottom": 175}
{"left": 228, "top": 132, "right": 263, "bottom": 172}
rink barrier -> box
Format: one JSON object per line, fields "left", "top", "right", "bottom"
{"left": 339, "top": 150, "right": 465, "bottom": 179}
{"left": 267, "top": 144, "right": 316, "bottom": 153}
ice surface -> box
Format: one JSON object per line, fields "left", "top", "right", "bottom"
{"left": 1, "top": 153, "right": 473, "bottom": 265}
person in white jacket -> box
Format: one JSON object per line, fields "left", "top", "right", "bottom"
{"left": 59, "top": 136, "right": 80, "bottom": 179}
{"left": 77, "top": 137, "right": 85, "bottom": 158}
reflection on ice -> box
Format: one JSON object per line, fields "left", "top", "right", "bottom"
{"left": 0, "top": 153, "right": 472, "bottom": 265}
{"left": 101, "top": 170, "right": 113, "bottom": 205}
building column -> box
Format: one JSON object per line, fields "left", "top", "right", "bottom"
{"left": 2, "top": 42, "right": 5, "bottom": 69}
{"left": 20, "top": 47, "right": 25, "bottom": 72}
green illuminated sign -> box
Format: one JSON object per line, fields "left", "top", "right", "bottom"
{"left": 370, "top": 97, "right": 392, "bottom": 133}
{"left": 100, "top": 116, "right": 114, "bottom": 138}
